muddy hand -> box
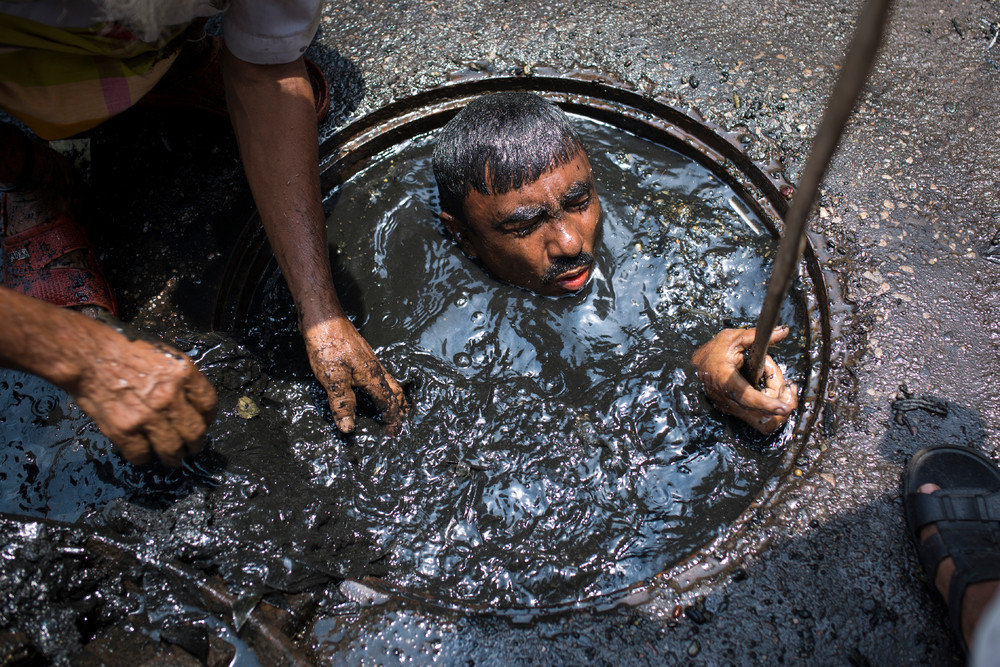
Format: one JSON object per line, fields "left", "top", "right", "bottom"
{"left": 303, "top": 319, "right": 406, "bottom": 435}
{"left": 691, "top": 326, "right": 798, "bottom": 435}
{"left": 71, "top": 333, "right": 218, "bottom": 467}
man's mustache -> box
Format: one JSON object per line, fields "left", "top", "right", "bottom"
{"left": 541, "top": 252, "right": 595, "bottom": 285}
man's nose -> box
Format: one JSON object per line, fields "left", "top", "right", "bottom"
{"left": 546, "top": 219, "right": 583, "bottom": 259}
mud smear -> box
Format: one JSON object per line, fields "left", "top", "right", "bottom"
{"left": 0, "top": 332, "right": 385, "bottom": 663}
{"left": 235, "top": 117, "right": 809, "bottom": 609}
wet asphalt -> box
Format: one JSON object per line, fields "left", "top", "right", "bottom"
{"left": 7, "top": 0, "right": 1000, "bottom": 664}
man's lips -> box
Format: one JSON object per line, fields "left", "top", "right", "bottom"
{"left": 555, "top": 266, "right": 591, "bottom": 291}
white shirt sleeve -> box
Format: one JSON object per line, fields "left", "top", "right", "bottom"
{"left": 222, "top": 0, "right": 323, "bottom": 65}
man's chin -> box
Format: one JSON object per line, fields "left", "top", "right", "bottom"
{"left": 485, "top": 266, "right": 593, "bottom": 297}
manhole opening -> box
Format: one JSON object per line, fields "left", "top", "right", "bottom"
{"left": 216, "top": 76, "right": 831, "bottom": 614}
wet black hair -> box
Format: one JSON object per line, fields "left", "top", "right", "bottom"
{"left": 432, "top": 92, "right": 586, "bottom": 219}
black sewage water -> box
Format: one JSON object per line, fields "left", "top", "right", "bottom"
{"left": 238, "top": 114, "right": 807, "bottom": 609}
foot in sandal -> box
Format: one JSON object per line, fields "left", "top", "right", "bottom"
{"left": 904, "top": 444, "right": 1000, "bottom": 657}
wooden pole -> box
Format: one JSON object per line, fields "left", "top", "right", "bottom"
{"left": 745, "top": 0, "right": 893, "bottom": 384}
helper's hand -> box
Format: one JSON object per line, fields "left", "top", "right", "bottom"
{"left": 302, "top": 318, "right": 406, "bottom": 435}
{"left": 70, "top": 332, "right": 218, "bottom": 466}
{"left": 691, "top": 326, "right": 798, "bottom": 435}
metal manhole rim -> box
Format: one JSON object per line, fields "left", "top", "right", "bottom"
{"left": 214, "top": 71, "right": 835, "bottom": 618}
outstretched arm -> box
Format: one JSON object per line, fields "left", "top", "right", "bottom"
{"left": 691, "top": 326, "right": 798, "bottom": 434}
{"left": 0, "top": 288, "right": 216, "bottom": 465}
{"left": 221, "top": 48, "right": 405, "bottom": 434}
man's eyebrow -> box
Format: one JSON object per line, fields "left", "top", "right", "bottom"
{"left": 496, "top": 204, "right": 551, "bottom": 228}
{"left": 560, "top": 179, "right": 593, "bottom": 204}
{"left": 493, "top": 178, "right": 594, "bottom": 229}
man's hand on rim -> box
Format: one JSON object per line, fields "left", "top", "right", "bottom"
{"left": 691, "top": 326, "right": 798, "bottom": 435}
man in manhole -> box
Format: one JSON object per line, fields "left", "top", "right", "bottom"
{"left": 432, "top": 91, "right": 797, "bottom": 434}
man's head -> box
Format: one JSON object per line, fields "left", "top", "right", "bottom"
{"left": 433, "top": 92, "right": 601, "bottom": 296}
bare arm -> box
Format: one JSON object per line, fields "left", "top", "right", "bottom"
{"left": 220, "top": 48, "right": 405, "bottom": 434}
{"left": 0, "top": 287, "right": 216, "bottom": 465}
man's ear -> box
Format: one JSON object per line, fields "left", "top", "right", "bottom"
{"left": 439, "top": 210, "right": 477, "bottom": 258}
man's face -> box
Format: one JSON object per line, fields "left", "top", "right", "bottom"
{"left": 441, "top": 152, "right": 601, "bottom": 297}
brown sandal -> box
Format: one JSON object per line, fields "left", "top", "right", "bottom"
{"left": 1, "top": 193, "right": 119, "bottom": 316}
